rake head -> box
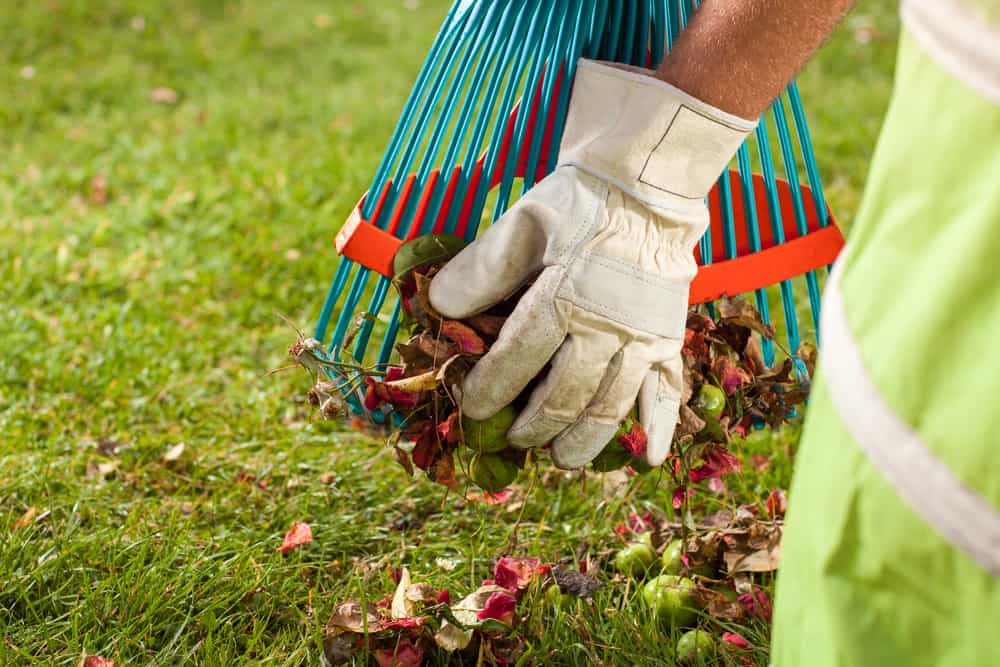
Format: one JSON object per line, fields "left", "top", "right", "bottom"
{"left": 314, "top": 0, "right": 845, "bottom": 420}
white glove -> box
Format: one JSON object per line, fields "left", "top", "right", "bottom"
{"left": 429, "top": 59, "right": 755, "bottom": 469}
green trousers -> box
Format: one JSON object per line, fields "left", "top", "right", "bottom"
{"left": 771, "top": 30, "right": 1000, "bottom": 666}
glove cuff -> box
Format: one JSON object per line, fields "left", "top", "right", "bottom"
{"left": 557, "top": 59, "right": 757, "bottom": 210}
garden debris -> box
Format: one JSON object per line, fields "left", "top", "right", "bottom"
{"left": 278, "top": 521, "right": 313, "bottom": 554}
{"left": 291, "top": 233, "right": 811, "bottom": 501}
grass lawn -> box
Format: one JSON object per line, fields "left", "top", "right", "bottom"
{"left": 1, "top": 1, "right": 899, "bottom": 665}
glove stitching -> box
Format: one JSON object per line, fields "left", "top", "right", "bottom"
{"left": 582, "top": 252, "right": 690, "bottom": 294}
{"left": 637, "top": 104, "right": 740, "bottom": 199}
{"left": 549, "top": 169, "right": 608, "bottom": 265}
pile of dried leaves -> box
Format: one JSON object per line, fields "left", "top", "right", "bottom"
{"left": 292, "top": 233, "right": 813, "bottom": 499}
{"left": 322, "top": 558, "right": 600, "bottom": 666}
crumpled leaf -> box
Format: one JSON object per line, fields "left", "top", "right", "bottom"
{"left": 722, "top": 632, "right": 751, "bottom": 650}
{"left": 434, "top": 584, "right": 509, "bottom": 652}
{"left": 765, "top": 489, "right": 788, "bottom": 517}
{"left": 724, "top": 543, "right": 781, "bottom": 574}
{"left": 323, "top": 631, "right": 359, "bottom": 665}
{"left": 796, "top": 340, "right": 818, "bottom": 377}
{"left": 675, "top": 405, "right": 706, "bottom": 440}
{"left": 493, "top": 557, "right": 543, "bottom": 591}
{"left": 83, "top": 657, "right": 114, "bottom": 667}
{"left": 392, "top": 233, "right": 467, "bottom": 280}
{"left": 374, "top": 638, "right": 424, "bottom": 667}
{"left": 551, "top": 566, "right": 604, "bottom": 599}
{"left": 428, "top": 450, "right": 457, "bottom": 488}
{"left": 739, "top": 586, "right": 773, "bottom": 620}
{"left": 618, "top": 421, "right": 647, "bottom": 458}
{"left": 409, "top": 331, "right": 453, "bottom": 363}
{"left": 691, "top": 583, "right": 746, "bottom": 622}
{"left": 465, "top": 313, "right": 507, "bottom": 338}
{"left": 477, "top": 590, "right": 517, "bottom": 624}
{"left": 278, "top": 521, "right": 313, "bottom": 554}
{"left": 391, "top": 567, "right": 416, "bottom": 619}
{"left": 440, "top": 320, "right": 486, "bottom": 355}
{"left": 718, "top": 295, "right": 775, "bottom": 339}
{"left": 393, "top": 446, "right": 414, "bottom": 477}
{"left": 713, "top": 356, "right": 753, "bottom": 395}
{"left": 326, "top": 601, "right": 383, "bottom": 634}
{"left": 386, "top": 370, "right": 439, "bottom": 393}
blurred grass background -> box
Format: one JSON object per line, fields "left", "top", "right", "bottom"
{"left": 1, "top": 1, "right": 899, "bottom": 665}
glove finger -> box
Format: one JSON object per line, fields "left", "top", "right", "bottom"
{"left": 459, "top": 269, "right": 568, "bottom": 420}
{"left": 549, "top": 340, "right": 655, "bottom": 469}
{"left": 638, "top": 354, "right": 683, "bottom": 468}
{"left": 429, "top": 176, "right": 569, "bottom": 319}
{"left": 507, "top": 323, "right": 623, "bottom": 457}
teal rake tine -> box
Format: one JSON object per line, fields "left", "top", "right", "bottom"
{"left": 399, "top": 2, "right": 505, "bottom": 235}
{"left": 601, "top": 2, "right": 623, "bottom": 62}
{"left": 651, "top": 0, "right": 667, "bottom": 66}
{"left": 443, "top": 0, "right": 535, "bottom": 235}
{"left": 360, "top": 5, "right": 506, "bottom": 366}
{"left": 618, "top": 1, "right": 637, "bottom": 63}
{"left": 545, "top": 0, "right": 599, "bottom": 172}
{"left": 587, "top": 1, "right": 609, "bottom": 59}
{"left": 464, "top": 1, "right": 551, "bottom": 236}
{"left": 315, "top": 259, "right": 354, "bottom": 343}
{"left": 362, "top": 4, "right": 472, "bottom": 221}
{"left": 521, "top": 0, "right": 572, "bottom": 194}
{"left": 772, "top": 94, "right": 823, "bottom": 336}
{"left": 427, "top": 3, "right": 518, "bottom": 228}
{"left": 753, "top": 118, "right": 802, "bottom": 357}
{"left": 635, "top": 1, "right": 650, "bottom": 65}
{"left": 492, "top": 1, "right": 562, "bottom": 220}
{"left": 788, "top": 82, "right": 831, "bottom": 231}
{"left": 735, "top": 143, "right": 776, "bottom": 366}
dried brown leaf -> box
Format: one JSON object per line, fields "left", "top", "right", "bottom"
{"left": 718, "top": 295, "right": 775, "bottom": 339}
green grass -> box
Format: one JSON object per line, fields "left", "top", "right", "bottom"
{"left": 1, "top": 1, "right": 899, "bottom": 665}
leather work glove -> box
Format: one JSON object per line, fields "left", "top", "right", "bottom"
{"left": 429, "top": 59, "right": 755, "bottom": 469}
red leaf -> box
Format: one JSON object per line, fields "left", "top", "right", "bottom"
{"left": 738, "top": 586, "right": 772, "bottom": 621}
{"left": 477, "top": 591, "right": 517, "bottom": 624}
{"left": 481, "top": 490, "right": 512, "bottom": 505}
{"left": 690, "top": 446, "right": 742, "bottom": 483}
{"left": 618, "top": 421, "right": 647, "bottom": 458}
{"left": 374, "top": 639, "right": 424, "bottom": 667}
{"left": 722, "top": 632, "right": 751, "bottom": 650}
{"left": 436, "top": 589, "right": 450, "bottom": 605}
{"left": 714, "top": 356, "right": 753, "bottom": 395}
{"left": 364, "top": 383, "right": 379, "bottom": 410}
{"left": 277, "top": 521, "right": 313, "bottom": 554}
{"left": 411, "top": 425, "right": 440, "bottom": 471}
{"left": 672, "top": 487, "right": 693, "bottom": 509}
{"left": 765, "top": 489, "right": 788, "bottom": 517}
{"left": 614, "top": 511, "right": 654, "bottom": 536}
{"left": 381, "top": 617, "right": 427, "bottom": 631}
{"left": 493, "top": 557, "right": 543, "bottom": 591}
{"left": 440, "top": 320, "right": 486, "bottom": 355}
{"left": 84, "top": 658, "right": 115, "bottom": 667}
{"left": 437, "top": 411, "right": 462, "bottom": 445}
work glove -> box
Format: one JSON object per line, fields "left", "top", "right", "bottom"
{"left": 429, "top": 59, "right": 755, "bottom": 469}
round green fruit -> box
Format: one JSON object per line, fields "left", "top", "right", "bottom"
{"left": 613, "top": 543, "right": 657, "bottom": 578}
{"left": 696, "top": 384, "right": 726, "bottom": 419}
{"left": 676, "top": 629, "right": 717, "bottom": 664}
{"left": 661, "top": 540, "right": 717, "bottom": 578}
{"left": 642, "top": 575, "right": 698, "bottom": 627}
{"left": 542, "top": 584, "right": 572, "bottom": 611}
{"left": 462, "top": 406, "right": 518, "bottom": 453}
{"left": 469, "top": 453, "right": 519, "bottom": 493}
{"left": 661, "top": 539, "right": 685, "bottom": 575}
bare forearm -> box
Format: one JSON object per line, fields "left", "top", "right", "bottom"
{"left": 656, "top": 0, "right": 855, "bottom": 119}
